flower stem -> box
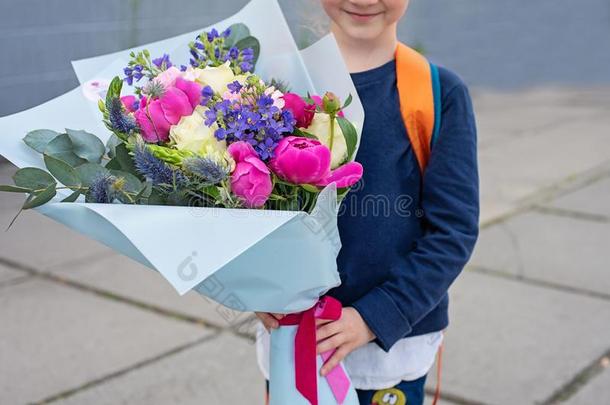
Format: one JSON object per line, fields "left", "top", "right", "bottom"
{"left": 329, "top": 113, "right": 336, "bottom": 155}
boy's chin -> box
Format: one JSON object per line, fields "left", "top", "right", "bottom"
{"left": 340, "top": 24, "right": 387, "bottom": 42}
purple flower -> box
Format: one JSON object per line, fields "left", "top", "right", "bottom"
{"left": 227, "top": 80, "right": 243, "bottom": 94}
{"left": 152, "top": 54, "right": 173, "bottom": 70}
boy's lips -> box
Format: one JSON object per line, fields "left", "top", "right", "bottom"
{"left": 343, "top": 9, "right": 383, "bottom": 23}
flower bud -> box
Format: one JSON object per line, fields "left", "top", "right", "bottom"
{"left": 322, "top": 92, "right": 341, "bottom": 114}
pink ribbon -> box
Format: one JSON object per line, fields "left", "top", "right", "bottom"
{"left": 278, "top": 296, "right": 351, "bottom": 405}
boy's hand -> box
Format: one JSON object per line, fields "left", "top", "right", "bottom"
{"left": 255, "top": 312, "right": 284, "bottom": 331}
{"left": 316, "top": 307, "right": 375, "bottom": 376}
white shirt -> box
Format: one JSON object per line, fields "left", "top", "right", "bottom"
{"left": 255, "top": 322, "right": 443, "bottom": 390}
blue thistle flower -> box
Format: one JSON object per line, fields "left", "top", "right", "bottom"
{"left": 108, "top": 98, "right": 136, "bottom": 133}
{"left": 87, "top": 173, "right": 117, "bottom": 203}
{"left": 133, "top": 140, "right": 188, "bottom": 187}
{"left": 183, "top": 157, "right": 229, "bottom": 184}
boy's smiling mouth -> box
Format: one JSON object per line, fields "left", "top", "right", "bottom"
{"left": 343, "top": 9, "right": 384, "bottom": 22}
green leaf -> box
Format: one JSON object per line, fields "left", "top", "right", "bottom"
{"left": 301, "top": 184, "right": 320, "bottom": 193}
{"left": 13, "top": 168, "right": 56, "bottom": 190}
{"left": 23, "top": 129, "right": 60, "bottom": 153}
{"left": 134, "top": 181, "right": 152, "bottom": 200}
{"left": 106, "top": 76, "right": 123, "bottom": 101}
{"left": 114, "top": 143, "right": 139, "bottom": 176}
{"left": 65, "top": 128, "right": 106, "bottom": 163}
{"left": 44, "top": 134, "right": 87, "bottom": 167}
{"left": 23, "top": 184, "right": 57, "bottom": 209}
{"left": 105, "top": 158, "right": 122, "bottom": 170}
{"left": 336, "top": 116, "right": 358, "bottom": 161}
{"left": 235, "top": 36, "right": 260, "bottom": 66}
{"left": 106, "top": 134, "right": 122, "bottom": 159}
{"left": 293, "top": 128, "right": 318, "bottom": 140}
{"left": 61, "top": 190, "right": 81, "bottom": 202}
{"left": 147, "top": 189, "right": 167, "bottom": 205}
{"left": 342, "top": 93, "right": 353, "bottom": 109}
{"left": 43, "top": 154, "right": 81, "bottom": 190}
{"left": 75, "top": 163, "right": 109, "bottom": 187}
{"left": 225, "top": 23, "right": 250, "bottom": 47}
{"left": 109, "top": 170, "right": 141, "bottom": 194}
{"left": 0, "top": 185, "right": 31, "bottom": 193}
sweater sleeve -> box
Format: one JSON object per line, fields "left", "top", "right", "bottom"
{"left": 351, "top": 80, "right": 480, "bottom": 352}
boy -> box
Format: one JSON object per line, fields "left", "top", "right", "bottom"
{"left": 257, "top": 1, "right": 479, "bottom": 403}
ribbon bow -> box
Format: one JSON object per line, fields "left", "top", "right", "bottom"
{"left": 278, "top": 296, "right": 351, "bottom": 405}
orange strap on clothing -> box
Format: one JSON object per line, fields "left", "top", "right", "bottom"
{"left": 395, "top": 42, "right": 436, "bottom": 172}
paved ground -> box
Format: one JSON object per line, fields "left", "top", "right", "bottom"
{"left": 1, "top": 85, "right": 609, "bottom": 404}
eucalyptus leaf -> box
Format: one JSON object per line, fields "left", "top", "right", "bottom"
{"left": 109, "top": 170, "right": 141, "bottom": 194}
{"left": 13, "top": 168, "right": 56, "bottom": 190}
{"left": 106, "top": 134, "right": 122, "bottom": 159}
{"left": 65, "top": 128, "right": 106, "bottom": 163}
{"left": 43, "top": 154, "right": 81, "bottom": 190}
{"left": 105, "top": 158, "right": 122, "bottom": 170}
{"left": 135, "top": 181, "right": 152, "bottom": 200}
{"left": 61, "top": 190, "right": 81, "bottom": 202}
{"left": 23, "top": 129, "right": 60, "bottom": 153}
{"left": 44, "top": 134, "right": 87, "bottom": 167}
{"left": 75, "top": 163, "right": 110, "bottom": 187}
{"left": 23, "top": 184, "right": 57, "bottom": 209}
{"left": 236, "top": 36, "right": 260, "bottom": 66}
{"left": 336, "top": 116, "right": 358, "bottom": 161}
{"left": 225, "top": 23, "right": 250, "bottom": 47}
{"left": 114, "top": 143, "right": 139, "bottom": 176}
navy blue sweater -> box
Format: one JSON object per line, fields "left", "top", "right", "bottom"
{"left": 328, "top": 59, "right": 479, "bottom": 352}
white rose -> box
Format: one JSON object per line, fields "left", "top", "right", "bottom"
{"left": 170, "top": 106, "right": 226, "bottom": 154}
{"left": 190, "top": 61, "right": 236, "bottom": 94}
{"left": 304, "top": 112, "right": 347, "bottom": 169}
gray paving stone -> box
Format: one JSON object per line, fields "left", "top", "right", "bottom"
{"left": 546, "top": 176, "right": 610, "bottom": 218}
{"left": 478, "top": 115, "right": 610, "bottom": 223}
{"left": 49, "top": 253, "right": 247, "bottom": 328}
{"left": 474, "top": 88, "right": 609, "bottom": 150}
{"left": 424, "top": 271, "right": 610, "bottom": 405}
{"left": 0, "top": 278, "right": 211, "bottom": 404}
{"left": 0, "top": 165, "right": 113, "bottom": 270}
{"left": 569, "top": 366, "right": 610, "bottom": 404}
{"left": 56, "top": 332, "right": 262, "bottom": 405}
{"left": 470, "top": 211, "right": 610, "bottom": 295}
{"left": 0, "top": 263, "right": 26, "bottom": 283}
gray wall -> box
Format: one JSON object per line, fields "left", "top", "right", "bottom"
{"left": 1, "top": 0, "right": 609, "bottom": 117}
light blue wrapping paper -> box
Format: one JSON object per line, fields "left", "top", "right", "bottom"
{"left": 0, "top": 1, "right": 363, "bottom": 403}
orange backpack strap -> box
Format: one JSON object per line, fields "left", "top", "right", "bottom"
{"left": 395, "top": 42, "right": 442, "bottom": 172}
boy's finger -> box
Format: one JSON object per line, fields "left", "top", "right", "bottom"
{"left": 316, "top": 321, "right": 341, "bottom": 342}
{"left": 317, "top": 333, "right": 345, "bottom": 354}
{"left": 320, "top": 346, "right": 348, "bottom": 376}
{"left": 315, "top": 318, "right": 334, "bottom": 326}
{"left": 271, "top": 313, "right": 285, "bottom": 320}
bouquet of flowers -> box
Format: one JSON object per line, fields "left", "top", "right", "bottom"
{"left": 0, "top": 1, "right": 363, "bottom": 404}
{"left": 3, "top": 24, "right": 361, "bottom": 214}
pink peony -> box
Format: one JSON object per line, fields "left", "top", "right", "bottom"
{"left": 269, "top": 136, "right": 330, "bottom": 184}
{"left": 228, "top": 142, "right": 273, "bottom": 208}
{"left": 134, "top": 78, "right": 202, "bottom": 143}
{"left": 282, "top": 93, "right": 316, "bottom": 128}
{"left": 315, "top": 161, "right": 363, "bottom": 188}
{"left": 269, "top": 136, "right": 362, "bottom": 188}
{"left": 120, "top": 95, "right": 139, "bottom": 113}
